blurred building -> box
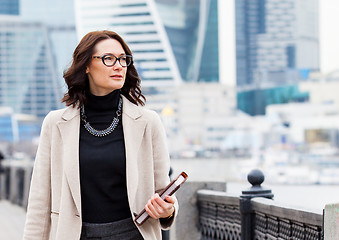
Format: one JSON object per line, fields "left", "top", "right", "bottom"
{"left": 237, "top": 84, "right": 309, "bottom": 115}
{"left": 0, "top": 16, "right": 62, "bottom": 118}
{"left": 236, "top": 0, "right": 319, "bottom": 115}
{"left": 0, "top": 0, "right": 77, "bottom": 119}
{"left": 0, "top": 107, "right": 16, "bottom": 143}
{"left": 20, "top": 0, "right": 77, "bottom": 87}
{"left": 154, "top": 0, "right": 219, "bottom": 83}
{"left": 299, "top": 70, "right": 339, "bottom": 108}
{"left": 75, "top": 0, "right": 220, "bottom": 85}
{"left": 266, "top": 102, "right": 339, "bottom": 151}
{"left": 0, "top": 107, "right": 40, "bottom": 156}
{"left": 75, "top": 0, "right": 181, "bottom": 86}
{"left": 145, "top": 83, "right": 239, "bottom": 156}
{"left": 0, "top": 107, "right": 40, "bottom": 142}
{"left": 0, "top": 0, "right": 19, "bottom": 15}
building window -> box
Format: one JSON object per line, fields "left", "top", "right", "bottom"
{"left": 286, "top": 45, "right": 296, "bottom": 68}
{"left": 258, "top": 0, "right": 266, "bottom": 34}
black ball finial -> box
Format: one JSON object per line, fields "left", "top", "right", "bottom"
{"left": 241, "top": 169, "right": 273, "bottom": 199}
{"left": 247, "top": 169, "right": 264, "bottom": 187}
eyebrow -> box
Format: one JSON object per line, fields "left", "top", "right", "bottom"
{"left": 102, "top": 53, "right": 126, "bottom": 56}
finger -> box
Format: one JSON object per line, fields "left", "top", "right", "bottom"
{"left": 154, "top": 197, "right": 173, "bottom": 213}
{"left": 151, "top": 198, "right": 167, "bottom": 217}
{"left": 153, "top": 195, "right": 166, "bottom": 206}
{"left": 152, "top": 196, "right": 164, "bottom": 208}
{"left": 146, "top": 194, "right": 175, "bottom": 219}
{"left": 145, "top": 200, "right": 159, "bottom": 219}
{"left": 164, "top": 195, "right": 175, "bottom": 204}
{"left": 154, "top": 195, "right": 175, "bottom": 208}
{"left": 152, "top": 198, "right": 175, "bottom": 218}
{"left": 146, "top": 194, "right": 164, "bottom": 219}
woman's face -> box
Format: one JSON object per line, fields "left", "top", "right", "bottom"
{"left": 86, "top": 38, "right": 127, "bottom": 96}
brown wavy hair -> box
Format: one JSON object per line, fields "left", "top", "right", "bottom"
{"left": 62, "top": 30, "right": 145, "bottom": 107}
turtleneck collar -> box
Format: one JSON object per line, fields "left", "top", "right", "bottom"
{"left": 85, "top": 89, "right": 121, "bottom": 111}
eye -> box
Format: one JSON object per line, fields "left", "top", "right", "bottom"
{"left": 104, "top": 56, "right": 114, "bottom": 61}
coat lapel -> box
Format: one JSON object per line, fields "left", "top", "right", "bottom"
{"left": 56, "top": 106, "right": 81, "bottom": 216}
{"left": 121, "top": 96, "right": 147, "bottom": 209}
{"left": 54, "top": 96, "right": 146, "bottom": 216}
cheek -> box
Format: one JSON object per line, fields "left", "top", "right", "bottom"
{"left": 124, "top": 69, "right": 128, "bottom": 79}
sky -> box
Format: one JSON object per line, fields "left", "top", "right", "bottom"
{"left": 218, "top": 0, "right": 235, "bottom": 86}
{"left": 319, "top": 0, "right": 339, "bottom": 74}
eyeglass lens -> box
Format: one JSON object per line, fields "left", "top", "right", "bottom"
{"left": 103, "top": 55, "right": 132, "bottom": 67}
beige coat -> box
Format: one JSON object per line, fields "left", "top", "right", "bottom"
{"left": 23, "top": 96, "right": 178, "bottom": 240}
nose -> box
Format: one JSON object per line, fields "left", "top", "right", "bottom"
{"left": 112, "top": 60, "right": 123, "bottom": 69}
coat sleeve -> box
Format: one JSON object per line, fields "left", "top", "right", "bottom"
{"left": 23, "top": 113, "right": 52, "bottom": 240}
{"left": 149, "top": 111, "right": 179, "bottom": 230}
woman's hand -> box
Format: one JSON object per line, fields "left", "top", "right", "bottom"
{"left": 145, "top": 193, "right": 175, "bottom": 219}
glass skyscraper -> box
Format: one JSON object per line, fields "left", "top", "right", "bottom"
{"left": 235, "top": 0, "right": 319, "bottom": 115}
{"left": 235, "top": 0, "right": 319, "bottom": 87}
{"left": 0, "top": 18, "right": 61, "bottom": 118}
{"left": 75, "top": 0, "right": 182, "bottom": 86}
{"left": 75, "top": 0, "right": 219, "bottom": 84}
{"left": 0, "top": 0, "right": 77, "bottom": 119}
{"left": 197, "top": 0, "right": 219, "bottom": 82}
{"left": 20, "top": 0, "right": 78, "bottom": 90}
{"left": 154, "top": 0, "right": 219, "bottom": 82}
{"left": 0, "top": 0, "right": 19, "bottom": 15}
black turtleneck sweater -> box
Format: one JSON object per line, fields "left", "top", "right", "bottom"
{"left": 79, "top": 90, "right": 131, "bottom": 223}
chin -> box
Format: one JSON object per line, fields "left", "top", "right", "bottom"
{"left": 114, "top": 81, "right": 125, "bottom": 89}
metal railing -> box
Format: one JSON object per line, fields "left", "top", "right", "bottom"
{"left": 0, "top": 161, "right": 324, "bottom": 240}
{"left": 0, "top": 159, "right": 33, "bottom": 208}
{"left": 198, "top": 190, "right": 241, "bottom": 239}
{"left": 197, "top": 170, "right": 323, "bottom": 240}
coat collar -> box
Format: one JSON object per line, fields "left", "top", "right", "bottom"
{"left": 61, "top": 104, "right": 80, "bottom": 121}
{"left": 60, "top": 95, "right": 142, "bottom": 121}
{"left": 121, "top": 95, "right": 143, "bottom": 120}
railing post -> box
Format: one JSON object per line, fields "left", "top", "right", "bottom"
{"left": 0, "top": 170, "right": 4, "bottom": 199}
{"left": 239, "top": 169, "right": 274, "bottom": 240}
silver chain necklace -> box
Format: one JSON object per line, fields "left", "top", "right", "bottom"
{"left": 80, "top": 98, "right": 122, "bottom": 137}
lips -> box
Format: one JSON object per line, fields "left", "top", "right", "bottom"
{"left": 110, "top": 74, "right": 123, "bottom": 79}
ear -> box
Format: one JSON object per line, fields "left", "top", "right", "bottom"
{"left": 85, "top": 66, "right": 89, "bottom": 74}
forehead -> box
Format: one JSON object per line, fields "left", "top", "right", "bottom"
{"left": 94, "top": 38, "right": 125, "bottom": 54}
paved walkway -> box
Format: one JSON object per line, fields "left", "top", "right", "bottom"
{"left": 0, "top": 200, "right": 26, "bottom": 240}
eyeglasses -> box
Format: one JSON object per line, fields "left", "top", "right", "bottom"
{"left": 92, "top": 54, "right": 133, "bottom": 67}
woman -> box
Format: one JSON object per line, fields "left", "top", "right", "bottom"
{"left": 23, "top": 30, "right": 178, "bottom": 240}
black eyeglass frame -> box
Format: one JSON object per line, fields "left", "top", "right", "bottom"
{"left": 92, "top": 54, "right": 133, "bottom": 67}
